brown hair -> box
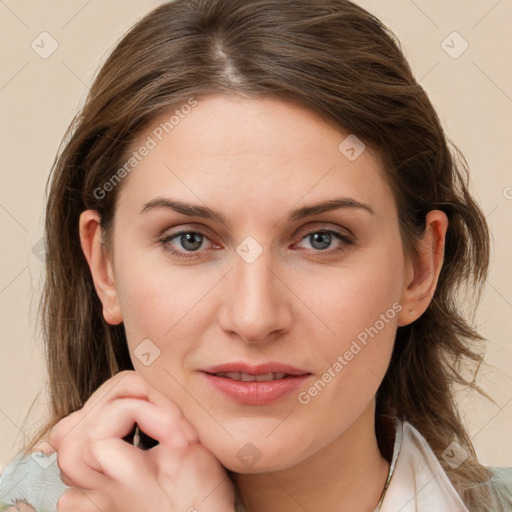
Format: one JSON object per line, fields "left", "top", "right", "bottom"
{"left": 26, "top": 0, "right": 508, "bottom": 509}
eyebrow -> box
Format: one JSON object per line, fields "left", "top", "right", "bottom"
{"left": 140, "top": 196, "right": 375, "bottom": 223}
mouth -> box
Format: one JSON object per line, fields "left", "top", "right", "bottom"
{"left": 200, "top": 361, "right": 310, "bottom": 377}
{"left": 211, "top": 371, "right": 295, "bottom": 381}
{"left": 199, "top": 362, "right": 312, "bottom": 405}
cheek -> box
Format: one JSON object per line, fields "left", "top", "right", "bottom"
{"left": 114, "top": 246, "right": 216, "bottom": 336}
{"left": 115, "top": 270, "right": 166, "bottom": 338}
{"left": 300, "top": 239, "right": 405, "bottom": 352}
{"left": 293, "top": 238, "right": 404, "bottom": 408}
{"left": 113, "top": 251, "right": 227, "bottom": 390}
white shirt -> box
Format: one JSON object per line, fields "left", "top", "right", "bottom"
{"left": 377, "top": 419, "right": 471, "bottom": 511}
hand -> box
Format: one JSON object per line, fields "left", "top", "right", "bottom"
{"left": 37, "top": 370, "right": 235, "bottom": 512}
{"left": 3, "top": 502, "right": 35, "bottom": 512}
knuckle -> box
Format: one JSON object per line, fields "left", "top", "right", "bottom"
{"left": 56, "top": 488, "right": 76, "bottom": 511}
{"left": 55, "top": 447, "right": 75, "bottom": 478}
{"left": 116, "top": 369, "right": 137, "bottom": 380}
{"left": 118, "top": 370, "right": 148, "bottom": 395}
{"left": 121, "top": 453, "right": 140, "bottom": 480}
{"left": 49, "top": 411, "right": 82, "bottom": 446}
{"left": 183, "top": 443, "right": 211, "bottom": 468}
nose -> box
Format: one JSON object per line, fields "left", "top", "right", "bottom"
{"left": 218, "top": 248, "right": 293, "bottom": 344}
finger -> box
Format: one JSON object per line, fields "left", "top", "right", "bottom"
{"left": 84, "top": 398, "right": 192, "bottom": 449}
{"left": 52, "top": 397, "right": 195, "bottom": 490}
{"left": 174, "top": 413, "right": 200, "bottom": 445}
{"left": 149, "top": 443, "right": 235, "bottom": 509}
{"left": 53, "top": 371, "right": 199, "bottom": 447}
{"left": 55, "top": 397, "right": 181, "bottom": 491}
{"left": 49, "top": 410, "right": 85, "bottom": 450}
{"left": 89, "top": 438, "right": 155, "bottom": 488}
{"left": 81, "top": 371, "right": 199, "bottom": 443}
{"left": 56, "top": 456, "right": 106, "bottom": 494}
{"left": 53, "top": 375, "right": 198, "bottom": 448}
{"left": 125, "top": 372, "right": 200, "bottom": 445}
{"left": 57, "top": 487, "right": 111, "bottom": 512}
{"left": 33, "top": 440, "right": 56, "bottom": 456}
{"left": 80, "top": 371, "right": 177, "bottom": 415}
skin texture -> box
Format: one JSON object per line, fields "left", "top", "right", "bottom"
{"left": 76, "top": 95, "right": 448, "bottom": 511}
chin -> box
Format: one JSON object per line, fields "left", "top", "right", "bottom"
{"left": 220, "top": 452, "right": 299, "bottom": 474}
{"left": 188, "top": 406, "right": 326, "bottom": 474}
{"left": 202, "top": 432, "right": 312, "bottom": 474}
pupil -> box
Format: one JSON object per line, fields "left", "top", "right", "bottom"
{"left": 181, "top": 233, "right": 202, "bottom": 251}
{"left": 310, "top": 232, "right": 331, "bottom": 250}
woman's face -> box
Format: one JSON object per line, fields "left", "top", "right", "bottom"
{"left": 97, "top": 95, "right": 413, "bottom": 472}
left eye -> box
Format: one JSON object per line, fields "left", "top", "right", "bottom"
{"left": 295, "top": 229, "right": 351, "bottom": 252}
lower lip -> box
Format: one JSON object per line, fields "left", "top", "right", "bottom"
{"left": 201, "top": 372, "right": 312, "bottom": 405}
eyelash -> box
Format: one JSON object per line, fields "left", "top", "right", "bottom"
{"left": 159, "top": 227, "right": 354, "bottom": 260}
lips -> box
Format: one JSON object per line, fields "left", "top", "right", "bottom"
{"left": 215, "top": 371, "right": 288, "bottom": 381}
{"left": 200, "top": 361, "right": 310, "bottom": 377}
{"left": 199, "top": 361, "right": 312, "bottom": 405}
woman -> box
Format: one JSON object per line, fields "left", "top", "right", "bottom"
{"left": 0, "top": 0, "right": 511, "bottom": 511}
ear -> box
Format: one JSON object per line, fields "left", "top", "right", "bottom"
{"left": 79, "top": 210, "right": 123, "bottom": 325}
{"left": 398, "top": 210, "right": 448, "bottom": 326}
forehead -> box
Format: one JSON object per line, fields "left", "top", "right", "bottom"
{"left": 116, "top": 95, "right": 394, "bottom": 220}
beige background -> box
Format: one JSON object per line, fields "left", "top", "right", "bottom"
{"left": 0, "top": 0, "right": 511, "bottom": 471}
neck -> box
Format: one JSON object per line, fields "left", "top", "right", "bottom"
{"left": 232, "top": 402, "right": 390, "bottom": 512}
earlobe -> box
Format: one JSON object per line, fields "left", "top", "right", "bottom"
{"left": 79, "top": 210, "right": 123, "bottom": 325}
{"left": 398, "top": 210, "right": 448, "bottom": 326}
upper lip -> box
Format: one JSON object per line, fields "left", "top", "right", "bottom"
{"left": 200, "top": 362, "right": 310, "bottom": 376}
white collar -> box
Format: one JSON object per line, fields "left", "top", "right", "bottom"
{"left": 377, "top": 418, "right": 469, "bottom": 511}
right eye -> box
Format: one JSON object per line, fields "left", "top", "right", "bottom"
{"left": 159, "top": 229, "right": 218, "bottom": 259}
